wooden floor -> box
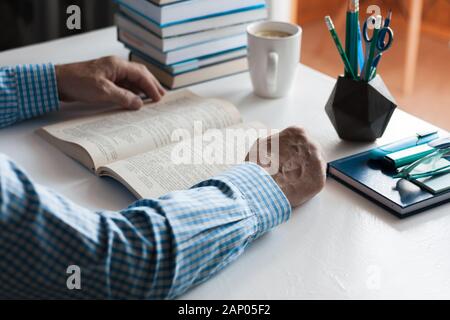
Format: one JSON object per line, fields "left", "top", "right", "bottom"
{"left": 301, "top": 16, "right": 450, "bottom": 130}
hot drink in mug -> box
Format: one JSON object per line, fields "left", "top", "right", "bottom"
{"left": 247, "top": 21, "right": 302, "bottom": 99}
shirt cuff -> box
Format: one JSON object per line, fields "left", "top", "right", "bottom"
{"left": 14, "top": 64, "right": 60, "bottom": 121}
{"left": 204, "top": 163, "right": 292, "bottom": 239}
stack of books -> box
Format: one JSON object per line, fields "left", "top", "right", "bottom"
{"left": 115, "top": 0, "right": 268, "bottom": 89}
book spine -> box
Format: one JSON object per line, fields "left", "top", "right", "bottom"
{"left": 116, "top": 0, "right": 266, "bottom": 27}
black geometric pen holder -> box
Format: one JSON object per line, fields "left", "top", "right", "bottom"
{"left": 325, "top": 75, "right": 397, "bottom": 142}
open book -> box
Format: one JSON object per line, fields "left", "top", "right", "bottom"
{"left": 38, "top": 90, "right": 267, "bottom": 199}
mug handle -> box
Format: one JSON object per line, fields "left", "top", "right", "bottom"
{"left": 267, "top": 52, "right": 279, "bottom": 95}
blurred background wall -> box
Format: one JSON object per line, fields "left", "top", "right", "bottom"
{"left": 292, "top": 0, "right": 449, "bottom": 129}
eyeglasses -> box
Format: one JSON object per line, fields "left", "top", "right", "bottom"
{"left": 394, "top": 147, "right": 450, "bottom": 180}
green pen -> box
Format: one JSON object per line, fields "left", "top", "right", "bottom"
{"left": 325, "top": 16, "right": 357, "bottom": 80}
{"left": 345, "top": 10, "right": 352, "bottom": 78}
{"left": 364, "top": 15, "right": 382, "bottom": 81}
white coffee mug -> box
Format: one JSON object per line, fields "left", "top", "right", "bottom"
{"left": 247, "top": 21, "right": 302, "bottom": 99}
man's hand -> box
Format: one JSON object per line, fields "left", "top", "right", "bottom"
{"left": 55, "top": 56, "right": 166, "bottom": 110}
{"left": 247, "top": 126, "right": 326, "bottom": 207}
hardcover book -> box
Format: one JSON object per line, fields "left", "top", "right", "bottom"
{"left": 115, "top": 0, "right": 266, "bottom": 26}
{"left": 118, "top": 29, "right": 247, "bottom": 65}
{"left": 116, "top": 12, "right": 254, "bottom": 52}
{"left": 130, "top": 52, "right": 248, "bottom": 89}
{"left": 118, "top": 5, "right": 268, "bottom": 38}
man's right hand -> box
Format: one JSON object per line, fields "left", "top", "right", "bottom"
{"left": 247, "top": 126, "right": 326, "bottom": 208}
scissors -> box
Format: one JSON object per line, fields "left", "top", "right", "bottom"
{"left": 361, "top": 15, "right": 394, "bottom": 81}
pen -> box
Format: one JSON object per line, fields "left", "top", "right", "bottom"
{"left": 380, "top": 131, "right": 439, "bottom": 153}
{"left": 370, "top": 131, "right": 439, "bottom": 160}
{"left": 363, "top": 15, "right": 382, "bottom": 81}
{"left": 325, "top": 16, "right": 357, "bottom": 80}
{"left": 384, "top": 9, "right": 392, "bottom": 28}
{"left": 357, "top": 18, "right": 365, "bottom": 74}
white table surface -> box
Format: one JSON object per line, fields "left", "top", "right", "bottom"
{"left": 1, "top": 27, "right": 449, "bottom": 300}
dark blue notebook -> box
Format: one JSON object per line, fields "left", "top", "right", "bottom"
{"left": 328, "top": 133, "right": 450, "bottom": 218}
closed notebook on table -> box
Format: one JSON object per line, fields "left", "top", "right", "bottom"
{"left": 328, "top": 136, "right": 450, "bottom": 218}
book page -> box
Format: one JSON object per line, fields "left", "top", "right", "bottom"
{"left": 99, "top": 122, "right": 269, "bottom": 199}
{"left": 39, "top": 90, "right": 241, "bottom": 171}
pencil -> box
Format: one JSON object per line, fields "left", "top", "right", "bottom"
{"left": 325, "top": 16, "right": 357, "bottom": 80}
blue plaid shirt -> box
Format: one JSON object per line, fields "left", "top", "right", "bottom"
{"left": 0, "top": 64, "right": 291, "bottom": 299}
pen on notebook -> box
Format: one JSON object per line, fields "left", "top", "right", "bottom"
{"left": 325, "top": 16, "right": 357, "bottom": 80}
{"left": 380, "top": 131, "right": 439, "bottom": 153}
{"left": 370, "top": 131, "right": 439, "bottom": 159}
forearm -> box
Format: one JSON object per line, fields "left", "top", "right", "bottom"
{"left": 0, "top": 64, "right": 59, "bottom": 128}
{"left": 0, "top": 155, "right": 290, "bottom": 299}
{"left": 144, "top": 163, "right": 291, "bottom": 298}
